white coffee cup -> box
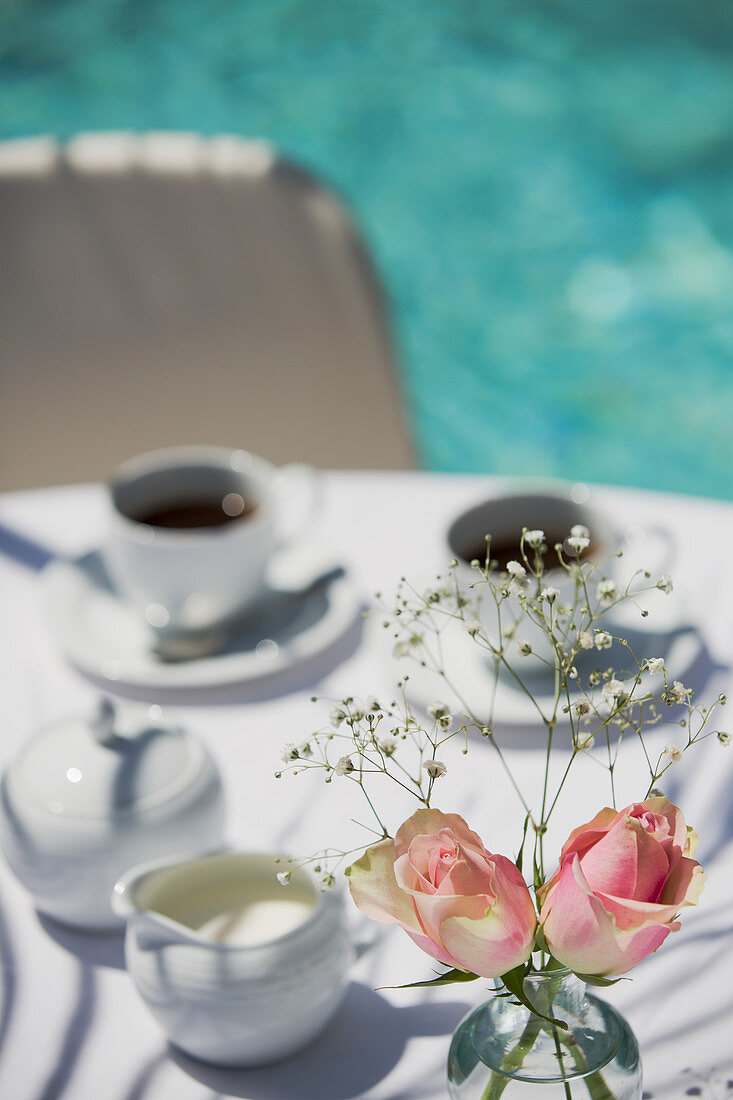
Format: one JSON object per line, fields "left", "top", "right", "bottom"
{"left": 446, "top": 483, "right": 674, "bottom": 668}
{"left": 105, "top": 445, "right": 318, "bottom": 639}
{"left": 446, "top": 485, "right": 618, "bottom": 662}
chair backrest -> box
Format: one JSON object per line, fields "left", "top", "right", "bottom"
{"left": 0, "top": 132, "right": 414, "bottom": 490}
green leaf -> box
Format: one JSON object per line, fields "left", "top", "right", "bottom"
{"left": 574, "top": 972, "right": 625, "bottom": 988}
{"left": 515, "top": 812, "right": 531, "bottom": 875}
{"left": 378, "top": 967, "right": 480, "bottom": 990}
{"left": 501, "top": 965, "right": 568, "bottom": 1030}
{"left": 533, "top": 926, "right": 550, "bottom": 954}
{"left": 533, "top": 852, "right": 543, "bottom": 894}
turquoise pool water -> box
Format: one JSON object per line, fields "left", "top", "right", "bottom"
{"left": 3, "top": 1, "right": 733, "bottom": 496}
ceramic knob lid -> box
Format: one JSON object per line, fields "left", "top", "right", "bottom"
{"left": 8, "top": 698, "right": 208, "bottom": 819}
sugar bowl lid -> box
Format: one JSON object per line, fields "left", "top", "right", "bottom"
{"left": 7, "top": 698, "right": 210, "bottom": 819}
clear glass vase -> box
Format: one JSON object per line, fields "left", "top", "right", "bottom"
{"left": 447, "top": 969, "right": 642, "bottom": 1099}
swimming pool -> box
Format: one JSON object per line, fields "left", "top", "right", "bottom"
{"left": 3, "top": 0, "right": 733, "bottom": 497}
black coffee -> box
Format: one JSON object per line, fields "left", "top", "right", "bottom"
{"left": 131, "top": 493, "right": 257, "bottom": 530}
{"left": 461, "top": 531, "right": 598, "bottom": 572}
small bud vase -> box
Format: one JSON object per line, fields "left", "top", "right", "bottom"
{"left": 447, "top": 969, "right": 642, "bottom": 1099}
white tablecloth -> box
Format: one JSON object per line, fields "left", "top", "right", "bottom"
{"left": 1, "top": 472, "right": 732, "bottom": 1100}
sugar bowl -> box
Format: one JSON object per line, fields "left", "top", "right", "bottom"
{"left": 0, "top": 699, "right": 225, "bottom": 929}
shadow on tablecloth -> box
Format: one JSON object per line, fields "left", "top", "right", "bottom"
{"left": 169, "top": 980, "right": 469, "bottom": 1099}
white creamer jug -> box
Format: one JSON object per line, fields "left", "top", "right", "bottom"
{"left": 112, "top": 849, "right": 354, "bottom": 1066}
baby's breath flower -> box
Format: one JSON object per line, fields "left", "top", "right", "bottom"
{"left": 517, "top": 639, "right": 533, "bottom": 657}
{"left": 507, "top": 561, "right": 526, "bottom": 578}
{"left": 281, "top": 744, "right": 300, "bottom": 763}
{"left": 662, "top": 744, "right": 683, "bottom": 763}
{"left": 465, "top": 619, "right": 483, "bottom": 636}
{"left": 423, "top": 760, "right": 447, "bottom": 779}
{"left": 594, "top": 630, "right": 613, "bottom": 650}
{"left": 666, "top": 681, "right": 688, "bottom": 705}
{"left": 365, "top": 696, "right": 382, "bottom": 713}
{"left": 524, "top": 529, "right": 545, "bottom": 549}
{"left": 321, "top": 873, "right": 336, "bottom": 890}
{"left": 578, "top": 631, "right": 594, "bottom": 650}
{"left": 393, "top": 641, "right": 411, "bottom": 659}
{"left": 572, "top": 700, "right": 591, "bottom": 717}
{"left": 571, "top": 524, "right": 590, "bottom": 540}
{"left": 602, "top": 679, "right": 628, "bottom": 706}
{"left": 503, "top": 623, "right": 517, "bottom": 641}
{"left": 423, "top": 587, "right": 443, "bottom": 604}
{"left": 644, "top": 657, "right": 665, "bottom": 675}
{"left": 379, "top": 738, "right": 398, "bottom": 756}
{"left": 276, "top": 870, "right": 292, "bottom": 886}
{"left": 717, "top": 731, "right": 731, "bottom": 746}
{"left": 567, "top": 535, "right": 590, "bottom": 554}
{"left": 330, "top": 706, "right": 347, "bottom": 728}
{"left": 345, "top": 704, "right": 365, "bottom": 725}
{"left": 541, "top": 587, "right": 559, "bottom": 603}
{"left": 334, "top": 756, "right": 355, "bottom": 776}
{"left": 597, "top": 579, "right": 617, "bottom": 603}
{"left": 428, "top": 702, "right": 452, "bottom": 729}
{"left": 657, "top": 573, "right": 674, "bottom": 595}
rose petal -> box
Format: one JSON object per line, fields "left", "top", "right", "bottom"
{"left": 413, "top": 890, "right": 493, "bottom": 945}
{"left": 660, "top": 856, "right": 706, "bottom": 909}
{"left": 395, "top": 809, "right": 486, "bottom": 862}
{"left": 346, "top": 839, "right": 422, "bottom": 935}
{"left": 541, "top": 854, "right": 675, "bottom": 975}
{"left": 439, "top": 908, "right": 534, "bottom": 979}
{"left": 438, "top": 846, "right": 497, "bottom": 897}
{"left": 579, "top": 814, "right": 670, "bottom": 903}
{"left": 559, "top": 807, "right": 618, "bottom": 861}
{"left": 405, "top": 927, "right": 458, "bottom": 969}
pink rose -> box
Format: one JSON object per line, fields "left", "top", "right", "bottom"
{"left": 539, "top": 797, "right": 704, "bottom": 976}
{"left": 346, "top": 808, "right": 536, "bottom": 978}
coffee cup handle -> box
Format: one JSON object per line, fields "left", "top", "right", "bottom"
{"left": 621, "top": 523, "right": 676, "bottom": 579}
{"left": 272, "top": 463, "right": 322, "bottom": 548}
{"left": 346, "top": 905, "right": 386, "bottom": 964}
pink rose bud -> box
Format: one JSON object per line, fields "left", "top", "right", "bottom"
{"left": 539, "top": 797, "right": 704, "bottom": 976}
{"left": 346, "top": 808, "right": 536, "bottom": 978}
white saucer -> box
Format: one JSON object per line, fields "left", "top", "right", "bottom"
{"left": 42, "top": 550, "right": 361, "bottom": 691}
{"left": 402, "top": 614, "right": 706, "bottom": 733}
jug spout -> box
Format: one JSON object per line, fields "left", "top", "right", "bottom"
{"left": 111, "top": 853, "right": 212, "bottom": 950}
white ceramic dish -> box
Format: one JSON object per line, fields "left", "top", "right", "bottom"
{"left": 0, "top": 700, "right": 225, "bottom": 929}
{"left": 42, "top": 550, "right": 360, "bottom": 691}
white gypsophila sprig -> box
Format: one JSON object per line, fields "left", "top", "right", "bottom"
{"left": 281, "top": 539, "right": 729, "bottom": 911}
{"left": 428, "top": 701, "right": 453, "bottom": 730}
{"left": 597, "top": 579, "right": 618, "bottom": 604}
{"left": 665, "top": 681, "right": 688, "bottom": 705}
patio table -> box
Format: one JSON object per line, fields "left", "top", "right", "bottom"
{"left": 0, "top": 471, "right": 732, "bottom": 1100}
